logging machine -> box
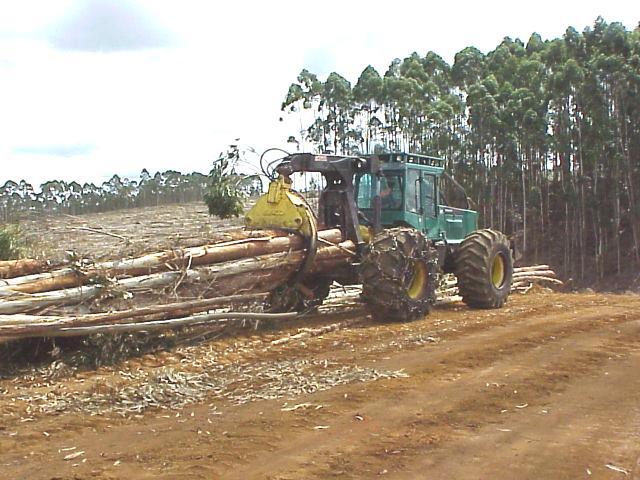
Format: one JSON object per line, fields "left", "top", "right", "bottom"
{"left": 245, "top": 152, "right": 514, "bottom": 320}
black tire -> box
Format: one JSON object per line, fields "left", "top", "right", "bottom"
{"left": 266, "top": 278, "right": 332, "bottom": 313}
{"left": 360, "top": 228, "right": 437, "bottom": 322}
{"left": 455, "top": 229, "right": 513, "bottom": 309}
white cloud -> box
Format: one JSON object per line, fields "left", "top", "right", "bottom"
{"left": 46, "top": 0, "right": 178, "bottom": 51}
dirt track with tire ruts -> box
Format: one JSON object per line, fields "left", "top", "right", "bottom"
{"left": 2, "top": 290, "right": 640, "bottom": 479}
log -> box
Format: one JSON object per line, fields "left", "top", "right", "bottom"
{"left": 0, "top": 259, "right": 49, "bottom": 279}
{"left": 511, "top": 275, "right": 563, "bottom": 285}
{"left": 0, "top": 229, "right": 344, "bottom": 295}
{"left": 513, "top": 264, "right": 550, "bottom": 273}
{"left": 0, "top": 221, "right": 566, "bottom": 347}
{"left": 438, "top": 287, "right": 458, "bottom": 295}
{"left": 513, "top": 284, "right": 534, "bottom": 294}
{"left": 512, "top": 270, "right": 557, "bottom": 279}
{"left": 436, "top": 295, "right": 463, "bottom": 305}
{"left": 0, "top": 263, "right": 554, "bottom": 298}
{"left": 435, "top": 267, "right": 561, "bottom": 300}
{"left": 0, "top": 268, "right": 86, "bottom": 296}
{"left": 0, "top": 240, "right": 356, "bottom": 315}
{"left": 0, "top": 258, "right": 563, "bottom": 342}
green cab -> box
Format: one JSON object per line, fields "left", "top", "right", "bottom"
{"left": 355, "top": 153, "right": 477, "bottom": 244}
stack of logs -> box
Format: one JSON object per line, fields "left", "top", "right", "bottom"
{"left": 0, "top": 230, "right": 561, "bottom": 342}
{"left": 0, "top": 228, "right": 353, "bottom": 343}
{"left": 437, "top": 265, "right": 562, "bottom": 303}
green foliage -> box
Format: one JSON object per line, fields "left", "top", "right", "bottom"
{"left": 0, "top": 224, "right": 25, "bottom": 260}
{"left": 280, "top": 17, "right": 640, "bottom": 280}
{"left": 203, "top": 146, "right": 247, "bottom": 219}
{"left": 0, "top": 171, "right": 211, "bottom": 221}
{"left": 353, "top": 65, "right": 383, "bottom": 105}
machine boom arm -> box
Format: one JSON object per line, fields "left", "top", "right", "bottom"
{"left": 273, "top": 154, "right": 382, "bottom": 245}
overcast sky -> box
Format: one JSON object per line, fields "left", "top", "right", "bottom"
{"left": 0, "top": 0, "right": 637, "bottom": 187}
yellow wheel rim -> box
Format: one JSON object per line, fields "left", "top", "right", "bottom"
{"left": 407, "top": 261, "right": 428, "bottom": 299}
{"left": 491, "top": 254, "right": 506, "bottom": 288}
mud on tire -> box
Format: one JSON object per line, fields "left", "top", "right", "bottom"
{"left": 360, "top": 228, "right": 437, "bottom": 322}
{"left": 266, "top": 279, "right": 332, "bottom": 313}
{"left": 455, "top": 229, "right": 513, "bottom": 309}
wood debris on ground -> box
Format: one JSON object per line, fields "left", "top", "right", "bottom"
{"left": 11, "top": 353, "right": 409, "bottom": 417}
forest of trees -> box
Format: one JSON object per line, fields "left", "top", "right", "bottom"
{"left": 281, "top": 18, "right": 640, "bottom": 282}
{"left": 0, "top": 170, "right": 210, "bottom": 221}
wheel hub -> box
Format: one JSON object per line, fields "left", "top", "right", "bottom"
{"left": 407, "top": 261, "right": 428, "bottom": 299}
{"left": 491, "top": 254, "right": 506, "bottom": 288}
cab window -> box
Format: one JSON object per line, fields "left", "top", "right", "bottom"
{"left": 380, "top": 174, "right": 403, "bottom": 210}
{"left": 423, "top": 174, "right": 436, "bottom": 217}
{"left": 406, "top": 169, "right": 420, "bottom": 213}
{"left": 356, "top": 173, "right": 372, "bottom": 209}
{"left": 356, "top": 172, "right": 403, "bottom": 210}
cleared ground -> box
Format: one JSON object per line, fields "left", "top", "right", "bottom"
{"left": 1, "top": 291, "right": 639, "bottom": 479}
{"left": 19, "top": 203, "right": 243, "bottom": 263}
{"left": 2, "top": 204, "right": 639, "bottom": 479}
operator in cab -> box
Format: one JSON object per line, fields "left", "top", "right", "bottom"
{"left": 380, "top": 175, "right": 402, "bottom": 209}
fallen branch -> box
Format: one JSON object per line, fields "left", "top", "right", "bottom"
{"left": 76, "top": 226, "right": 129, "bottom": 242}
{"left": 271, "top": 318, "right": 361, "bottom": 346}
{"left": 19, "top": 311, "right": 301, "bottom": 338}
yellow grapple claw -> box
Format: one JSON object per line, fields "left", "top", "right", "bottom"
{"left": 245, "top": 176, "right": 316, "bottom": 236}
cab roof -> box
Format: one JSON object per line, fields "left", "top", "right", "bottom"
{"left": 369, "top": 153, "right": 446, "bottom": 173}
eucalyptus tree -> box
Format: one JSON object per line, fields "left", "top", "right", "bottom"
{"left": 322, "top": 72, "right": 354, "bottom": 154}
{"left": 353, "top": 65, "right": 383, "bottom": 152}
{"left": 279, "top": 18, "right": 640, "bottom": 280}
{"left": 282, "top": 69, "right": 324, "bottom": 148}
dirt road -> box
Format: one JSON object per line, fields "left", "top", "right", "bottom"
{"left": 1, "top": 291, "right": 640, "bottom": 479}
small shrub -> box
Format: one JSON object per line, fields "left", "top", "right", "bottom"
{"left": 204, "top": 146, "right": 246, "bottom": 219}
{"left": 0, "top": 224, "right": 24, "bottom": 260}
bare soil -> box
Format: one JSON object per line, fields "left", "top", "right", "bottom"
{"left": 2, "top": 204, "right": 639, "bottom": 479}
